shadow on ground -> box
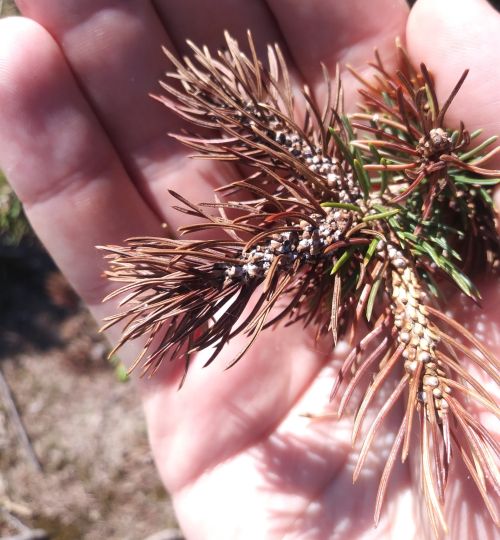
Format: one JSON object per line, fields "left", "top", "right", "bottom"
{"left": 0, "top": 239, "right": 69, "bottom": 358}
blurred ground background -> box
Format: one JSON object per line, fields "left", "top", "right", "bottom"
{"left": 0, "top": 2, "right": 180, "bottom": 539}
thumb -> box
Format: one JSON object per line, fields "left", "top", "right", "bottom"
{"left": 407, "top": 0, "right": 500, "bottom": 213}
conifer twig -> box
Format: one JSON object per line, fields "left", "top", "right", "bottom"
{"left": 99, "top": 32, "right": 500, "bottom": 535}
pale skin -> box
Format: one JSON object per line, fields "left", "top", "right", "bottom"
{"left": 0, "top": 0, "right": 499, "bottom": 538}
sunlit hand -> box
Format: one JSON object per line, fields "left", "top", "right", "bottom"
{"left": 0, "top": 1, "right": 498, "bottom": 538}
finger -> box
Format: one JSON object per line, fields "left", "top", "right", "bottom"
{"left": 407, "top": 0, "right": 500, "bottom": 172}
{"left": 16, "top": 0, "right": 240, "bottom": 224}
{"left": 265, "top": 0, "right": 409, "bottom": 108}
{"left": 0, "top": 17, "right": 161, "bottom": 312}
{"left": 153, "top": 0, "right": 284, "bottom": 60}
{"left": 15, "top": 0, "right": 178, "bottom": 163}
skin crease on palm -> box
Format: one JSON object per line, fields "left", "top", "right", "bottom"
{"left": 0, "top": 0, "right": 499, "bottom": 538}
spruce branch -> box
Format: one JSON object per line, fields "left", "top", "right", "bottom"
{"left": 100, "top": 32, "right": 500, "bottom": 535}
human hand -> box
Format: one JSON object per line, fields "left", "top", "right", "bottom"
{"left": 0, "top": 1, "right": 498, "bottom": 538}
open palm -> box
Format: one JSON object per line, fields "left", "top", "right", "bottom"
{"left": 1, "top": 0, "right": 499, "bottom": 538}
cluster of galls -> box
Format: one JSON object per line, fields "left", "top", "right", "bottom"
{"left": 271, "top": 124, "right": 362, "bottom": 204}
{"left": 224, "top": 206, "right": 355, "bottom": 283}
{"left": 389, "top": 245, "right": 451, "bottom": 420}
{"left": 232, "top": 97, "right": 361, "bottom": 205}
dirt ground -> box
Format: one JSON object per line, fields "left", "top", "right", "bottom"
{"left": 0, "top": 244, "right": 180, "bottom": 540}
